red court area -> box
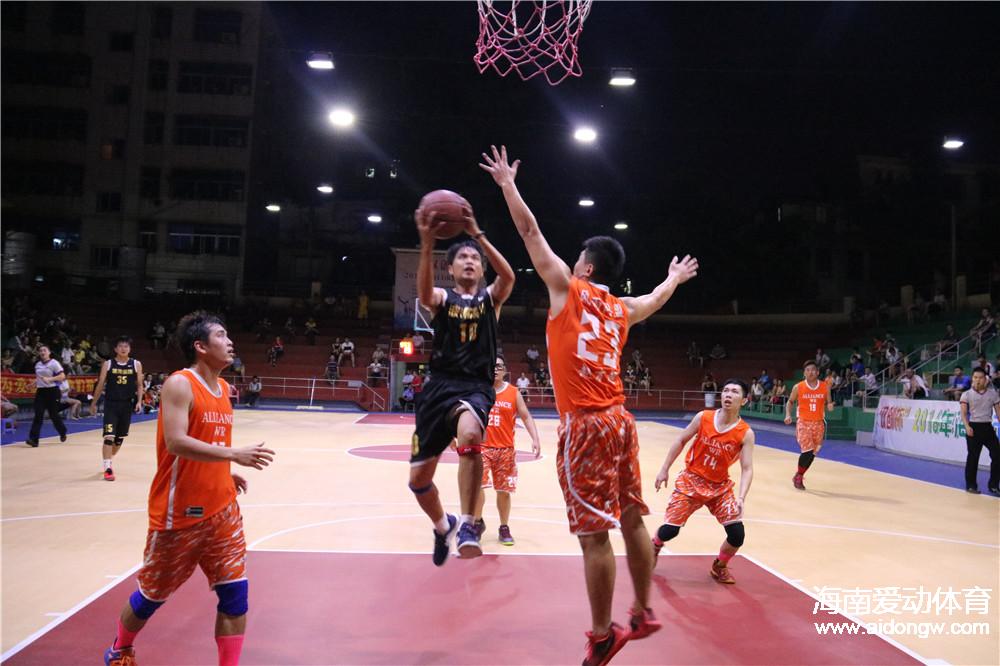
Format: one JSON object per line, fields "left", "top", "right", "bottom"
{"left": 350, "top": 444, "right": 540, "bottom": 464}
{"left": 7, "top": 552, "right": 917, "bottom": 665}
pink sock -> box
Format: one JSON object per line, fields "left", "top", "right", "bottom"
{"left": 216, "top": 634, "right": 244, "bottom": 666}
{"left": 114, "top": 618, "right": 139, "bottom": 649}
{"left": 718, "top": 549, "right": 735, "bottom": 564}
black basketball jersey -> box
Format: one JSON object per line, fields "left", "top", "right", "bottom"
{"left": 429, "top": 287, "right": 498, "bottom": 384}
{"left": 106, "top": 357, "right": 138, "bottom": 402}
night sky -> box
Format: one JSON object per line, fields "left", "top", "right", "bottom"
{"left": 262, "top": 2, "right": 1000, "bottom": 310}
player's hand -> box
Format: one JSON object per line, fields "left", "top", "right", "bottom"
{"left": 654, "top": 468, "right": 669, "bottom": 491}
{"left": 965, "top": 424, "right": 974, "bottom": 437}
{"left": 415, "top": 208, "right": 443, "bottom": 244}
{"left": 134, "top": 402, "right": 142, "bottom": 414}
{"left": 734, "top": 497, "right": 744, "bottom": 516}
{"left": 90, "top": 402, "right": 98, "bottom": 416}
{"left": 231, "top": 443, "right": 275, "bottom": 470}
{"left": 478, "top": 144, "right": 520, "bottom": 187}
{"left": 667, "top": 255, "right": 699, "bottom": 285}
{"left": 461, "top": 204, "right": 481, "bottom": 237}
{"left": 531, "top": 439, "right": 541, "bottom": 459}
{"left": 784, "top": 415, "right": 792, "bottom": 425}
{"left": 232, "top": 473, "right": 248, "bottom": 494}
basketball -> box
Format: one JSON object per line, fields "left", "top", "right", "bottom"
{"left": 419, "top": 189, "right": 470, "bottom": 239}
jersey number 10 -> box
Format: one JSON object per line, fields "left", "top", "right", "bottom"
{"left": 460, "top": 322, "right": 479, "bottom": 343}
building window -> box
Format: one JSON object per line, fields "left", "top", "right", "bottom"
{"left": 109, "top": 31, "right": 134, "bottom": 52}
{"left": 2, "top": 161, "right": 84, "bottom": 196}
{"left": 100, "top": 139, "right": 126, "bottom": 160}
{"left": 2, "top": 3, "right": 27, "bottom": 32}
{"left": 174, "top": 115, "right": 249, "bottom": 147}
{"left": 91, "top": 246, "right": 120, "bottom": 269}
{"left": 168, "top": 224, "right": 241, "bottom": 256}
{"left": 148, "top": 59, "right": 169, "bottom": 91}
{"left": 178, "top": 61, "right": 252, "bottom": 96}
{"left": 2, "top": 106, "right": 87, "bottom": 142}
{"left": 140, "top": 167, "right": 161, "bottom": 199}
{"left": 97, "top": 192, "right": 123, "bottom": 212}
{"left": 106, "top": 84, "right": 131, "bottom": 105}
{"left": 50, "top": 3, "right": 85, "bottom": 36}
{"left": 151, "top": 6, "right": 172, "bottom": 39}
{"left": 144, "top": 113, "right": 165, "bottom": 145}
{"left": 193, "top": 9, "right": 242, "bottom": 45}
{"left": 2, "top": 50, "right": 91, "bottom": 88}
{"left": 51, "top": 225, "right": 81, "bottom": 251}
{"left": 170, "top": 170, "right": 245, "bottom": 202}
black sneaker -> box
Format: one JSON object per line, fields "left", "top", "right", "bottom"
{"left": 966, "top": 487, "right": 981, "bottom": 494}
{"left": 26, "top": 439, "right": 38, "bottom": 447}
{"left": 474, "top": 518, "right": 486, "bottom": 538}
{"left": 432, "top": 514, "right": 459, "bottom": 566}
{"left": 59, "top": 433, "right": 67, "bottom": 442}
{"left": 987, "top": 487, "right": 1000, "bottom": 497}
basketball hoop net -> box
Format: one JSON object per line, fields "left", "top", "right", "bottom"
{"left": 475, "top": 0, "right": 593, "bottom": 86}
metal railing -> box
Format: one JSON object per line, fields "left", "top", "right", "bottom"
{"left": 873, "top": 332, "right": 978, "bottom": 399}
{"left": 226, "top": 375, "right": 385, "bottom": 411}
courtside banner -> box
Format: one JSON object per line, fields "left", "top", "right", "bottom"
{"left": 873, "top": 396, "right": 997, "bottom": 466}
{"left": 0, "top": 373, "right": 98, "bottom": 399}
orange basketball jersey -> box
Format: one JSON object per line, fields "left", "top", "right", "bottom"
{"left": 485, "top": 382, "right": 519, "bottom": 448}
{"left": 685, "top": 410, "right": 750, "bottom": 484}
{"left": 795, "top": 380, "right": 830, "bottom": 422}
{"left": 546, "top": 277, "right": 629, "bottom": 416}
{"left": 148, "top": 369, "right": 236, "bottom": 530}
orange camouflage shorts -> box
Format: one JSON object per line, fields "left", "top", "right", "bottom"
{"left": 796, "top": 420, "right": 826, "bottom": 453}
{"left": 481, "top": 446, "right": 518, "bottom": 493}
{"left": 137, "top": 501, "right": 246, "bottom": 601}
{"left": 664, "top": 469, "right": 742, "bottom": 527}
{"left": 556, "top": 405, "right": 649, "bottom": 535}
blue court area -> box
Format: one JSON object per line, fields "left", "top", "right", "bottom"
{"left": 0, "top": 413, "right": 159, "bottom": 447}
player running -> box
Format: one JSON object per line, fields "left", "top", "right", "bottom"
{"left": 91, "top": 336, "right": 144, "bottom": 481}
{"left": 785, "top": 360, "right": 834, "bottom": 490}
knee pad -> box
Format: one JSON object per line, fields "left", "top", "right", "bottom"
{"left": 657, "top": 523, "right": 681, "bottom": 542}
{"left": 409, "top": 482, "right": 434, "bottom": 495}
{"left": 215, "top": 580, "right": 248, "bottom": 617}
{"left": 114, "top": 437, "right": 124, "bottom": 446}
{"left": 455, "top": 443, "right": 482, "bottom": 456}
{"left": 129, "top": 589, "right": 164, "bottom": 620}
{"left": 724, "top": 522, "right": 746, "bottom": 549}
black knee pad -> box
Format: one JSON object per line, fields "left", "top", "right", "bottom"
{"left": 657, "top": 524, "right": 681, "bottom": 542}
{"left": 724, "top": 522, "right": 745, "bottom": 549}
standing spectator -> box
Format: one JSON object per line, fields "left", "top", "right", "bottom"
{"left": 411, "top": 369, "right": 425, "bottom": 394}
{"left": 367, "top": 359, "right": 385, "bottom": 387}
{"left": 244, "top": 375, "right": 262, "bottom": 407}
{"left": 631, "top": 349, "right": 645, "bottom": 373}
{"left": 26, "top": 345, "right": 68, "bottom": 447}
{"left": 759, "top": 369, "right": 773, "bottom": 393}
{"left": 943, "top": 366, "right": 972, "bottom": 401}
{"left": 687, "top": 341, "right": 704, "bottom": 367}
{"left": 304, "top": 317, "right": 319, "bottom": 345}
{"left": 412, "top": 330, "right": 426, "bottom": 353}
{"left": 884, "top": 344, "right": 903, "bottom": 379}
{"left": 970, "top": 309, "right": 997, "bottom": 355}
{"left": 815, "top": 348, "right": 831, "bottom": 375}
{"left": 324, "top": 353, "right": 340, "bottom": 386}
{"left": 357, "top": 289, "right": 370, "bottom": 324}
{"left": 524, "top": 344, "right": 540, "bottom": 371}
{"left": 958, "top": 368, "right": 999, "bottom": 495}
{"left": 339, "top": 338, "right": 356, "bottom": 367}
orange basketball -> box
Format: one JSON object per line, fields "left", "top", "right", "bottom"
{"left": 419, "top": 189, "right": 470, "bottom": 239}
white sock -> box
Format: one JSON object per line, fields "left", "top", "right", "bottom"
{"left": 460, "top": 514, "right": 474, "bottom": 525}
{"left": 434, "top": 516, "right": 451, "bottom": 534}
{"left": 103, "top": 459, "right": 112, "bottom": 471}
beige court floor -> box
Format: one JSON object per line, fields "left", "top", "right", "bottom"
{"left": 2, "top": 410, "right": 998, "bottom": 665}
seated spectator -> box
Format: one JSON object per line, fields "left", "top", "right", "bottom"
{"left": 412, "top": 331, "right": 426, "bottom": 353}
{"left": 907, "top": 292, "right": 928, "bottom": 324}
{"left": 96, "top": 336, "right": 113, "bottom": 360}
{"left": 631, "top": 349, "right": 645, "bottom": 373}
{"left": 928, "top": 289, "right": 948, "bottom": 316}
{"left": 255, "top": 317, "right": 272, "bottom": 342}
{"left": 623, "top": 364, "right": 637, "bottom": 393}
{"left": 943, "top": 366, "right": 971, "bottom": 401}
{"left": 304, "top": 317, "right": 319, "bottom": 345}
{"left": 993, "top": 359, "right": 1000, "bottom": 390}
{"left": 850, "top": 355, "right": 865, "bottom": 380}
{"left": 399, "top": 385, "right": 415, "bottom": 410}
{"left": 2, "top": 391, "right": 19, "bottom": 418}
{"left": 687, "top": 341, "right": 704, "bottom": 367}
{"left": 367, "top": 359, "right": 385, "bottom": 387}
{"left": 325, "top": 354, "right": 340, "bottom": 386}
{"left": 750, "top": 377, "right": 764, "bottom": 405}
{"left": 900, "top": 369, "right": 929, "bottom": 399}
{"left": 244, "top": 376, "right": 262, "bottom": 407}
{"left": 372, "top": 348, "right": 387, "bottom": 365}
{"left": 516, "top": 371, "right": 531, "bottom": 396}
{"left": 525, "top": 344, "right": 541, "bottom": 371}
{"left": 59, "top": 380, "right": 83, "bottom": 420}
{"left": 759, "top": 369, "right": 773, "bottom": 393}
{"left": 640, "top": 367, "right": 653, "bottom": 395}
{"left": 339, "top": 338, "right": 356, "bottom": 367}
{"left": 854, "top": 368, "right": 878, "bottom": 403}
{"left": 701, "top": 373, "right": 718, "bottom": 394}
{"left": 708, "top": 344, "right": 728, "bottom": 361}
{"left": 884, "top": 344, "right": 903, "bottom": 379}
{"left": 411, "top": 369, "right": 425, "bottom": 394}
{"left": 229, "top": 353, "right": 245, "bottom": 381}
{"left": 972, "top": 354, "right": 996, "bottom": 378}
{"left": 267, "top": 336, "right": 285, "bottom": 367}
{"left": 1, "top": 349, "right": 14, "bottom": 372}
{"left": 331, "top": 337, "right": 342, "bottom": 357}
{"left": 402, "top": 368, "right": 415, "bottom": 388}
{"left": 815, "top": 347, "right": 831, "bottom": 374}
{"left": 534, "top": 362, "right": 549, "bottom": 388}
{"left": 970, "top": 308, "right": 997, "bottom": 354}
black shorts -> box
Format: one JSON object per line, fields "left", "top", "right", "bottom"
{"left": 103, "top": 400, "right": 134, "bottom": 441}
{"left": 411, "top": 376, "right": 495, "bottom": 463}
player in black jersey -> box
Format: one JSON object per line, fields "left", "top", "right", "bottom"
{"left": 91, "top": 336, "right": 144, "bottom": 481}
{"left": 410, "top": 202, "right": 515, "bottom": 565}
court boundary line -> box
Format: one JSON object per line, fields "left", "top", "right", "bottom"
{"left": 0, "top": 564, "right": 141, "bottom": 662}
{"left": 248, "top": 547, "right": 714, "bottom": 557}
{"left": 741, "top": 553, "right": 934, "bottom": 666}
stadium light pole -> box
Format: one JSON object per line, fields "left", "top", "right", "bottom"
{"left": 943, "top": 138, "right": 963, "bottom": 310}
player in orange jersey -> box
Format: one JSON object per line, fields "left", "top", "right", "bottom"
{"left": 651, "top": 380, "right": 756, "bottom": 585}
{"left": 785, "top": 359, "right": 834, "bottom": 490}
{"left": 481, "top": 145, "right": 698, "bottom": 666}
{"left": 473, "top": 355, "right": 541, "bottom": 545}
{"left": 103, "top": 313, "right": 275, "bottom": 666}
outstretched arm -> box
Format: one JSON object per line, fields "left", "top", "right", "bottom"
{"left": 621, "top": 255, "right": 698, "bottom": 326}
{"left": 462, "top": 205, "right": 515, "bottom": 313}
{"left": 415, "top": 208, "right": 448, "bottom": 317}
{"left": 480, "top": 145, "right": 572, "bottom": 316}
{"left": 654, "top": 412, "right": 702, "bottom": 491}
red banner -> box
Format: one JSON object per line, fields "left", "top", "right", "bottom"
{"left": 0, "top": 373, "right": 98, "bottom": 399}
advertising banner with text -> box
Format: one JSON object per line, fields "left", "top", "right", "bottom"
{"left": 873, "top": 397, "right": 997, "bottom": 467}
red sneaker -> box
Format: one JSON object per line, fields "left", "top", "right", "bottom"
{"left": 628, "top": 607, "right": 662, "bottom": 640}
{"left": 582, "top": 623, "right": 629, "bottom": 666}
{"left": 104, "top": 468, "right": 116, "bottom": 482}
{"left": 710, "top": 559, "right": 736, "bottom": 584}
{"left": 792, "top": 473, "right": 805, "bottom": 490}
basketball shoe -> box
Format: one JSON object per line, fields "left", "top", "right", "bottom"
{"left": 710, "top": 559, "right": 736, "bottom": 584}
{"left": 104, "top": 468, "right": 115, "bottom": 482}
{"left": 474, "top": 518, "right": 486, "bottom": 538}
{"left": 104, "top": 644, "right": 136, "bottom": 666}
{"left": 582, "top": 622, "right": 629, "bottom": 666}
{"left": 792, "top": 473, "right": 805, "bottom": 490}
{"left": 498, "top": 524, "right": 514, "bottom": 546}
{"left": 628, "top": 607, "right": 662, "bottom": 640}
{"left": 432, "top": 514, "right": 459, "bottom": 566}
{"left": 456, "top": 521, "right": 483, "bottom": 558}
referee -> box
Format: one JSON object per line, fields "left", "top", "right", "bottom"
{"left": 90, "top": 336, "right": 144, "bottom": 481}
{"left": 26, "top": 345, "right": 68, "bottom": 447}
{"left": 959, "top": 367, "right": 1000, "bottom": 496}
